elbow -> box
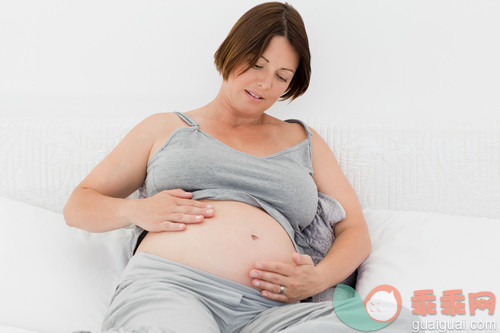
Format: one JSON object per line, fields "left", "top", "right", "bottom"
{"left": 365, "top": 236, "right": 372, "bottom": 259}
{"left": 362, "top": 230, "right": 372, "bottom": 261}
{"left": 63, "top": 200, "right": 76, "bottom": 228}
{"left": 63, "top": 192, "right": 84, "bottom": 230}
{"left": 63, "top": 186, "right": 89, "bottom": 230}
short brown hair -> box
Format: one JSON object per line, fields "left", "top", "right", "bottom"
{"left": 214, "top": 2, "right": 311, "bottom": 101}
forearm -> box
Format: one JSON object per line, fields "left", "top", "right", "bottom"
{"left": 315, "top": 224, "right": 371, "bottom": 291}
{"left": 63, "top": 187, "right": 135, "bottom": 232}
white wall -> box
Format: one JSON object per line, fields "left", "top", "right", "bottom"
{"left": 1, "top": 0, "right": 499, "bottom": 124}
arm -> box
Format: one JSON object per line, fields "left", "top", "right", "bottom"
{"left": 63, "top": 113, "right": 214, "bottom": 233}
{"left": 309, "top": 127, "right": 371, "bottom": 291}
{"left": 249, "top": 127, "right": 371, "bottom": 302}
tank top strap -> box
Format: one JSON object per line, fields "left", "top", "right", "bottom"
{"left": 285, "top": 118, "right": 313, "bottom": 139}
{"left": 174, "top": 112, "right": 199, "bottom": 128}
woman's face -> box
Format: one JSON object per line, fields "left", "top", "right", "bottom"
{"left": 222, "top": 36, "right": 299, "bottom": 116}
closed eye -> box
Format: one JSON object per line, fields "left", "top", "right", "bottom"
{"left": 253, "top": 63, "right": 289, "bottom": 83}
{"left": 276, "top": 74, "right": 288, "bottom": 83}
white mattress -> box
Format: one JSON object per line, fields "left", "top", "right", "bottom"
{"left": 1, "top": 116, "right": 499, "bottom": 218}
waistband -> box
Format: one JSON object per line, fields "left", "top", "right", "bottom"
{"left": 122, "top": 252, "right": 286, "bottom": 308}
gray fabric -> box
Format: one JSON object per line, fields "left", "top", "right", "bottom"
{"left": 302, "top": 191, "right": 348, "bottom": 302}
{"left": 102, "top": 253, "right": 414, "bottom": 333}
{"left": 126, "top": 189, "right": 353, "bottom": 303}
{"left": 102, "top": 253, "right": 280, "bottom": 332}
{"left": 302, "top": 191, "right": 346, "bottom": 265}
{"left": 101, "top": 253, "right": 330, "bottom": 332}
{"left": 140, "top": 111, "right": 318, "bottom": 254}
{"left": 124, "top": 111, "right": 356, "bottom": 305}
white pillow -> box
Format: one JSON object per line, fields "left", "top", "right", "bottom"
{"left": 357, "top": 209, "right": 500, "bottom": 329}
{"left": 0, "top": 196, "right": 134, "bottom": 333}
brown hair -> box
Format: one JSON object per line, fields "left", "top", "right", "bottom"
{"left": 214, "top": 2, "right": 311, "bottom": 101}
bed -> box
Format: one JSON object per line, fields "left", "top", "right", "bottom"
{"left": 1, "top": 117, "right": 498, "bottom": 332}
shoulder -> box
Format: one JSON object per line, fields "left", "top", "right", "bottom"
{"left": 264, "top": 115, "right": 310, "bottom": 143}
{"left": 117, "top": 112, "right": 189, "bottom": 161}
{"left": 309, "top": 126, "right": 339, "bottom": 169}
{"left": 306, "top": 126, "right": 348, "bottom": 195}
{"left": 137, "top": 112, "right": 196, "bottom": 161}
{"left": 308, "top": 126, "right": 328, "bottom": 149}
{"left": 130, "top": 112, "right": 187, "bottom": 140}
{"left": 137, "top": 112, "right": 185, "bottom": 131}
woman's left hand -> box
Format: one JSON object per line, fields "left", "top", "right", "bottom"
{"left": 249, "top": 252, "right": 323, "bottom": 303}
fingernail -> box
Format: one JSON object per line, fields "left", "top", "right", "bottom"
{"left": 206, "top": 204, "right": 213, "bottom": 209}
{"left": 206, "top": 209, "right": 214, "bottom": 214}
{"left": 178, "top": 223, "right": 185, "bottom": 229}
{"left": 251, "top": 271, "right": 258, "bottom": 278}
{"left": 257, "top": 264, "right": 264, "bottom": 269}
{"left": 253, "top": 280, "right": 260, "bottom": 287}
{"left": 195, "top": 215, "right": 203, "bottom": 221}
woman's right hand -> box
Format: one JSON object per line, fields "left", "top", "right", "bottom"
{"left": 130, "top": 189, "right": 215, "bottom": 232}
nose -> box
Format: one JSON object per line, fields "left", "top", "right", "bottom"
{"left": 257, "top": 70, "right": 273, "bottom": 89}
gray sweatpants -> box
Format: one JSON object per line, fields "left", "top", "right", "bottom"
{"left": 102, "top": 253, "right": 413, "bottom": 333}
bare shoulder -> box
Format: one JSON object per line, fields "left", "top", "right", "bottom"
{"left": 135, "top": 112, "right": 189, "bottom": 159}
{"left": 308, "top": 126, "right": 330, "bottom": 151}
{"left": 307, "top": 125, "right": 344, "bottom": 192}
{"left": 265, "top": 115, "right": 309, "bottom": 144}
{"left": 76, "top": 112, "right": 187, "bottom": 198}
{"left": 136, "top": 112, "right": 186, "bottom": 137}
{"left": 128, "top": 112, "right": 188, "bottom": 147}
{"left": 307, "top": 126, "right": 343, "bottom": 169}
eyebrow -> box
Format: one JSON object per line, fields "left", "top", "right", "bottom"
{"left": 260, "top": 56, "right": 295, "bottom": 73}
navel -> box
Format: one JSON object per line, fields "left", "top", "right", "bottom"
{"left": 251, "top": 234, "right": 259, "bottom": 240}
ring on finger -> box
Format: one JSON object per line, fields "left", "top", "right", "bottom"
{"left": 279, "top": 285, "right": 285, "bottom": 294}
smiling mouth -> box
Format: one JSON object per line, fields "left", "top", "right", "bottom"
{"left": 245, "top": 90, "right": 264, "bottom": 100}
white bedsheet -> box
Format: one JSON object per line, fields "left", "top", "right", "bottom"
{"left": 0, "top": 196, "right": 132, "bottom": 333}
{"left": 0, "top": 325, "right": 42, "bottom": 333}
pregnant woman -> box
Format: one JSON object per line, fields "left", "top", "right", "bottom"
{"left": 64, "top": 2, "right": 372, "bottom": 332}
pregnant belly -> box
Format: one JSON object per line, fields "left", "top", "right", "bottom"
{"left": 135, "top": 200, "right": 296, "bottom": 287}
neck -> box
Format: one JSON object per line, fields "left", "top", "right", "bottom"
{"left": 202, "top": 89, "right": 265, "bottom": 128}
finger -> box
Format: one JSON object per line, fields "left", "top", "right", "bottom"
{"left": 157, "top": 221, "right": 186, "bottom": 231}
{"left": 175, "top": 197, "right": 214, "bottom": 211}
{"left": 172, "top": 204, "right": 215, "bottom": 217}
{"left": 291, "top": 252, "right": 314, "bottom": 266}
{"left": 251, "top": 278, "right": 286, "bottom": 293}
{"left": 164, "top": 212, "right": 205, "bottom": 224}
{"left": 251, "top": 277, "right": 281, "bottom": 294}
{"left": 260, "top": 287, "right": 289, "bottom": 302}
{"left": 254, "top": 261, "right": 293, "bottom": 276}
{"left": 251, "top": 269, "right": 286, "bottom": 286}
{"left": 164, "top": 189, "right": 193, "bottom": 198}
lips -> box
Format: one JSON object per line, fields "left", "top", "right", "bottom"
{"left": 245, "top": 90, "right": 264, "bottom": 101}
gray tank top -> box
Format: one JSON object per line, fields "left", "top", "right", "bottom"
{"left": 142, "top": 112, "right": 319, "bottom": 253}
